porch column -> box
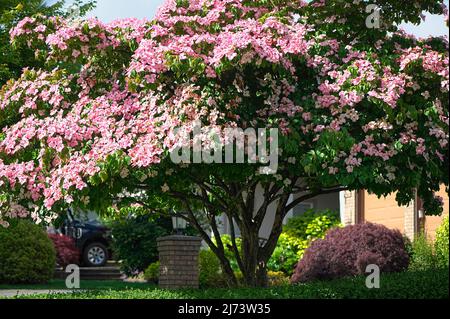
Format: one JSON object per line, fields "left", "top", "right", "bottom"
{"left": 341, "top": 190, "right": 358, "bottom": 226}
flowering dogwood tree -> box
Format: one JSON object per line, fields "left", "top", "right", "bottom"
{"left": 0, "top": 0, "right": 448, "bottom": 286}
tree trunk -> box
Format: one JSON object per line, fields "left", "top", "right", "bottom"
{"left": 256, "top": 263, "right": 268, "bottom": 287}
{"left": 241, "top": 227, "right": 259, "bottom": 287}
{"left": 217, "top": 254, "right": 238, "bottom": 287}
{"left": 231, "top": 192, "right": 290, "bottom": 287}
{"left": 239, "top": 237, "right": 270, "bottom": 287}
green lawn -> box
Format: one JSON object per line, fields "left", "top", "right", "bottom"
{"left": 0, "top": 280, "right": 150, "bottom": 291}
{"left": 1, "top": 268, "right": 448, "bottom": 299}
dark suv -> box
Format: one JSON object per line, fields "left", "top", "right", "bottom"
{"left": 60, "top": 209, "right": 112, "bottom": 267}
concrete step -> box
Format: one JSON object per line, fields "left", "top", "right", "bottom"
{"left": 54, "top": 271, "right": 123, "bottom": 281}
{"left": 78, "top": 267, "right": 121, "bottom": 272}
{"left": 106, "top": 260, "right": 121, "bottom": 266}
{"left": 54, "top": 261, "right": 123, "bottom": 281}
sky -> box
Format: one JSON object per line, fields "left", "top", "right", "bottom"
{"left": 48, "top": 0, "right": 449, "bottom": 38}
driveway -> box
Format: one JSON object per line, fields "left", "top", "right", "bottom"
{"left": 0, "top": 289, "right": 79, "bottom": 298}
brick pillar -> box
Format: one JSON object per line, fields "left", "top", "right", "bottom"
{"left": 157, "top": 235, "right": 202, "bottom": 289}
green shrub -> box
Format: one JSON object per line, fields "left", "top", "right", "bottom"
{"left": 267, "top": 271, "right": 290, "bottom": 287}
{"left": 0, "top": 220, "right": 56, "bottom": 284}
{"left": 268, "top": 209, "right": 341, "bottom": 275}
{"left": 205, "top": 212, "right": 340, "bottom": 283}
{"left": 199, "top": 249, "right": 224, "bottom": 287}
{"left": 403, "top": 235, "right": 414, "bottom": 258}
{"left": 109, "top": 215, "right": 172, "bottom": 275}
{"left": 409, "top": 233, "right": 437, "bottom": 271}
{"left": 143, "top": 262, "right": 160, "bottom": 283}
{"left": 435, "top": 216, "right": 449, "bottom": 268}
{"left": 268, "top": 233, "right": 308, "bottom": 275}
{"left": 284, "top": 209, "right": 341, "bottom": 240}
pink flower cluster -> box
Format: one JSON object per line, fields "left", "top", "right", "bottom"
{"left": 0, "top": 0, "right": 448, "bottom": 222}
{"left": 399, "top": 46, "right": 449, "bottom": 92}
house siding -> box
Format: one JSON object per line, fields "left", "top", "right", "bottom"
{"left": 363, "top": 191, "right": 406, "bottom": 234}
{"left": 345, "top": 186, "right": 449, "bottom": 240}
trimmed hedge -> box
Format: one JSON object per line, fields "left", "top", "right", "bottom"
{"left": 16, "top": 268, "right": 449, "bottom": 299}
{"left": 0, "top": 220, "right": 56, "bottom": 284}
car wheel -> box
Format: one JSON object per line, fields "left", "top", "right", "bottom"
{"left": 83, "top": 243, "right": 108, "bottom": 267}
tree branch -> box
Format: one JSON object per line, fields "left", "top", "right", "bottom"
{"left": 227, "top": 212, "right": 245, "bottom": 272}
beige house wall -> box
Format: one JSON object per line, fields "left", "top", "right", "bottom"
{"left": 363, "top": 192, "right": 406, "bottom": 234}
{"left": 341, "top": 186, "right": 449, "bottom": 241}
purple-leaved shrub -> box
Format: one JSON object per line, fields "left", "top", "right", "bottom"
{"left": 291, "top": 223, "right": 410, "bottom": 283}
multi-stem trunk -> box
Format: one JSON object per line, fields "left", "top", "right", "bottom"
{"left": 181, "top": 180, "right": 345, "bottom": 287}
{"left": 216, "top": 229, "right": 271, "bottom": 287}
{"left": 240, "top": 192, "right": 290, "bottom": 287}
{"left": 240, "top": 225, "right": 261, "bottom": 287}
{"left": 231, "top": 198, "right": 287, "bottom": 287}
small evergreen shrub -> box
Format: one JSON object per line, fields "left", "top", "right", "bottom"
{"left": 0, "top": 220, "right": 56, "bottom": 284}
{"left": 199, "top": 249, "right": 223, "bottom": 287}
{"left": 435, "top": 216, "right": 449, "bottom": 268}
{"left": 291, "top": 223, "right": 409, "bottom": 283}
{"left": 109, "top": 212, "right": 199, "bottom": 276}
{"left": 48, "top": 234, "right": 80, "bottom": 267}
{"left": 143, "top": 261, "right": 160, "bottom": 283}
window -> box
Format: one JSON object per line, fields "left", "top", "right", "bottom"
{"left": 293, "top": 202, "right": 314, "bottom": 216}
